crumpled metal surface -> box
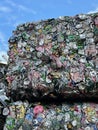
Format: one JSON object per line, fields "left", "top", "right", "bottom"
{"left": 3, "top": 101, "right": 98, "bottom": 130}
{"left": 7, "top": 13, "right": 98, "bottom": 100}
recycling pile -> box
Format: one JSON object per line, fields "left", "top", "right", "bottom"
{"left": 3, "top": 101, "right": 98, "bottom": 130}
{"left": 7, "top": 13, "right": 98, "bottom": 100}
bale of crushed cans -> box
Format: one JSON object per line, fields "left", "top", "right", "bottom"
{"left": 3, "top": 101, "right": 98, "bottom": 130}
{"left": 7, "top": 13, "right": 98, "bottom": 101}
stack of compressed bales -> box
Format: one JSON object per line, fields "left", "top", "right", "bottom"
{"left": 2, "top": 12, "right": 98, "bottom": 130}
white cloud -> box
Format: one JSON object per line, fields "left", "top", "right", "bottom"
{"left": 0, "top": 32, "right": 5, "bottom": 42}
{"left": 0, "top": 31, "right": 8, "bottom": 51}
{"left": 5, "top": 0, "right": 16, "bottom": 7}
{"left": 1, "top": 42, "right": 8, "bottom": 51}
{"left": 0, "top": 6, "right": 12, "bottom": 13}
{"left": 88, "top": 8, "right": 98, "bottom": 14}
{"left": 18, "top": 5, "right": 37, "bottom": 14}
{"left": 6, "top": 0, "right": 37, "bottom": 15}
{"left": 67, "top": 0, "right": 72, "bottom": 4}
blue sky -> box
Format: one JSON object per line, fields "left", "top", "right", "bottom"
{"left": 0, "top": 0, "right": 98, "bottom": 63}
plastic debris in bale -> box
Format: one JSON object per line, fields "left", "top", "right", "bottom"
{"left": 3, "top": 101, "right": 98, "bottom": 130}
{"left": 7, "top": 13, "right": 98, "bottom": 101}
